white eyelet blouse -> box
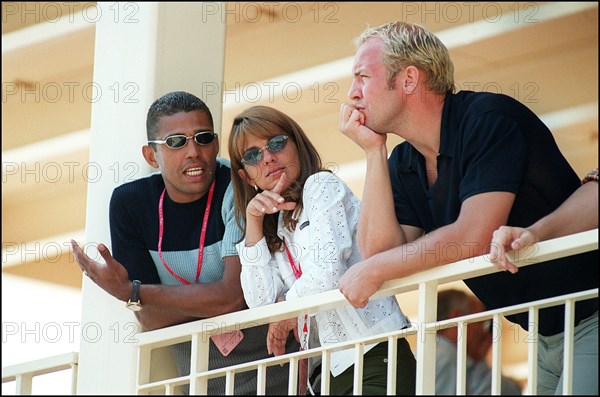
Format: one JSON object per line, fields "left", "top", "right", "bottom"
{"left": 237, "top": 171, "right": 411, "bottom": 376}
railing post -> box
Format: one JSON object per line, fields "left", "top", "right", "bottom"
{"left": 320, "top": 350, "right": 331, "bottom": 395}
{"left": 137, "top": 345, "right": 152, "bottom": 395}
{"left": 353, "top": 343, "right": 365, "bottom": 395}
{"left": 456, "top": 321, "right": 468, "bottom": 394}
{"left": 15, "top": 373, "right": 33, "bottom": 395}
{"left": 562, "top": 299, "right": 575, "bottom": 395}
{"left": 70, "top": 362, "right": 78, "bottom": 395}
{"left": 416, "top": 280, "right": 438, "bottom": 394}
{"left": 256, "top": 364, "right": 267, "bottom": 395}
{"left": 490, "top": 313, "right": 503, "bottom": 395}
{"left": 190, "top": 333, "right": 209, "bottom": 395}
{"left": 526, "top": 307, "right": 539, "bottom": 395}
{"left": 224, "top": 370, "right": 236, "bottom": 395}
{"left": 386, "top": 336, "right": 398, "bottom": 394}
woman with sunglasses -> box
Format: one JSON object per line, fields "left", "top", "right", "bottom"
{"left": 228, "top": 105, "right": 416, "bottom": 395}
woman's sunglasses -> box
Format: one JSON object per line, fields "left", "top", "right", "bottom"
{"left": 241, "top": 135, "right": 289, "bottom": 166}
{"left": 148, "top": 131, "right": 216, "bottom": 149}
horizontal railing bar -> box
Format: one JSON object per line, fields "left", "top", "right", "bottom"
{"left": 138, "top": 326, "right": 420, "bottom": 388}
{"left": 371, "top": 229, "right": 598, "bottom": 302}
{"left": 3, "top": 230, "right": 596, "bottom": 394}
{"left": 1, "top": 352, "right": 78, "bottom": 382}
{"left": 172, "top": 287, "right": 600, "bottom": 384}
{"left": 137, "top": 375, "right": 189, "bottom": 392}
{"left": 136, "top": 230, "right": 597, "bottom": 347}
{"left": 428, "top": 288, "right": 598, "bottom": 331}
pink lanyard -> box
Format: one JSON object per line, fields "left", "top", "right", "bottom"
{"left": 283, "top": 237, "right": 309, "bottom": 339}
{"left": 283, "top": 237, "right": 302, "bottom": 279}
{"left": 157, "top": 180, "right": 215, "bottom": 285}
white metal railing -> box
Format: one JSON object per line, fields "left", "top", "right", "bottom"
{"left": 2, "top": 229, "right": 597, "bottom": 394}
{"left": 431, "top": 288, "right": 597, "bottom": 395}
{"left": 134, "top": 229, "right": 598, "bottom": 395}
{"left": 1, "top": 352, "right": 78, "bottom": 395}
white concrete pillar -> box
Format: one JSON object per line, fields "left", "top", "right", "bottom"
{"left": 77, "top": 2, "right": 225, "bottom": 393}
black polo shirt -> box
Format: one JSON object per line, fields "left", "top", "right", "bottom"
{"left": 389, "top": 90, "right": 598, "bottom": 336}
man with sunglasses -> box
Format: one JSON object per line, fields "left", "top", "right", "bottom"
{"left": 71, "top": 91, "right": 297, "bottom": 394}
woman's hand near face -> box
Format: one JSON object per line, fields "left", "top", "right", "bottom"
{"left": 244, "top": 173, "right": 297, "bottom": 246}
{"left": 247, "top": 173, "right": 297, "bottom": 217}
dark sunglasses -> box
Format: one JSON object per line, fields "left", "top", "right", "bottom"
{"left": 148, "top": 131, "right": 217, "bottom": 149}
{"left": 241, "top": 135, "right": 289, "bottom": 166}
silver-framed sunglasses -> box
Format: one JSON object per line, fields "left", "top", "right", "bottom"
{"left": 241, "top": 135, "right": 289, "bottom": 165}
{"left": 148, "top": 131, "right": 217, "bottom": 149}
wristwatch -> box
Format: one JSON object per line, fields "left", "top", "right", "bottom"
{"left": 125, "top": 280, "right": 142, "bottom": 311}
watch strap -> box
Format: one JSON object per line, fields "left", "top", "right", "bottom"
{"left": 126, "top": 280, "right": 142, "bottom": 311}
{"left": 130, "top": 280, "right": 141, "bottom": 303}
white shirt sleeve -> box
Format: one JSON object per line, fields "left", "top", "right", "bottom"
{"left": 237, "top": 237, "right": 286, "bottom": 308}
{"left": 285, "top": 172, "right": 360, "bottom": 300}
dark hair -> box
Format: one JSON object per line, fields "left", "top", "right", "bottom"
{"left": 146, "top": 91, "right": 214, "bottom": 142}
{"left": 437, "top": 289, "right": 472, "bottom": 321}
{"left": 228, "top": 105, "right": 327, "bottom": 252}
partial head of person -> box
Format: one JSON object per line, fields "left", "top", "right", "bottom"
{"left": 228, "top": 105, "right": 325, "bottom": 250}
{"left": 437, "top": 289, "right": 491, "bottom": 362}
{"left": 349, "top": 21, "right": 455, "bottom": 132}
{"left": 142, "top": 91, "right": 219, "bottom": 203}
{"left": 354, "top": 21, "right": 455, "bottom": 92}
